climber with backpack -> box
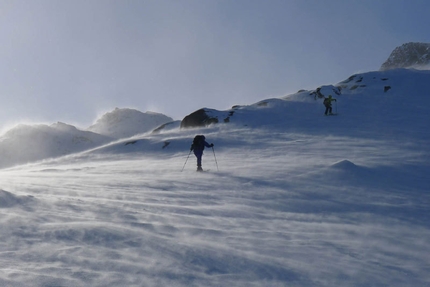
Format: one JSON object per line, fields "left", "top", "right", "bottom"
{"left": 190, "top": 135, "right": 214, "bottom": 172}
{"left": 323, "top": 95, "right": 337, "bottom": 115}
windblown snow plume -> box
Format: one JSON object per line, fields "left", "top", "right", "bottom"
{"left": 0, "top": 122, "right": 112, "bottom": 169}
{"left": 88, "top": 108, "right": 173, "bottom": 139}
{"left": 0, "top": 68, "right": 429, "bottom": 287}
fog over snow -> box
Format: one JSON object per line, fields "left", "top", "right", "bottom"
{"left": 0, "top": 68, "right": 429, "bottom": 286}
{"left": 87, "top": 108, "right": 173, "bottom": 139}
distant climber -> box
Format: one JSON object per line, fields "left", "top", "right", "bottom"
{"left": 323, "top": 95, "right": 337, "bottom": 115}
{"left": 190, "top": 135, "right": 214, "bottom": 171}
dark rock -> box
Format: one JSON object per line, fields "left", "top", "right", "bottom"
{"left": 125, "top": 140, "right": 138, "bottom": 145}
{"left": 162, "top": 141, "right": 170, "bottom": 149}
{"left": 257, "top": 101, "right": 268, "bottom": 107}
{"left": 223, "top": 111, "right": 235, "bottom": 123}
{"left": 312, "top": 85, "right": 342, "bottom": 99}
{"left": 180, "top": 109, "right": 219, "bottom": 128}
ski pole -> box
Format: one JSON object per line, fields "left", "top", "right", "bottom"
{"left": 212, "top": 146, "right": 219, "bottom": 172}
{"left": 181, "top": 150, "right": 192, "bottom": 172}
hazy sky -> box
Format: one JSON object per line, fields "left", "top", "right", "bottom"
{"left": 1, "top": 0, "right": 429, "bottom": 130}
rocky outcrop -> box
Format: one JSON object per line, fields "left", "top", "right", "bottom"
{"left": 380, "top": 42, "right": 430, "bottom": 70}
{"left": 311, "top": 85, "right": 341, "bottom": 99}
{"left": 180, "top": 109, "right": 219, "bottom": 128}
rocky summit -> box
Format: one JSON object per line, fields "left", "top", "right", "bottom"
{"left": 380, "top": 42, "right": 430, "bottom": 70}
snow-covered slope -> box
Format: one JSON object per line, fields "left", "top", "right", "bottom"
{"left": 0, "top": 122, "right": 112, "bottom": 169}
{"left": 0, "top": 68, "right": 429, "bottom": 286}
{"left": 88, "top": 108, "right": 173, "bottom": 139}
{"left": 180, "top": 69, "right": 430, "bottom": 141}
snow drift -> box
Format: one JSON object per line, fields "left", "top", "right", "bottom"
{"left": 0, "top": 68, "right": 429, "bottom": 287}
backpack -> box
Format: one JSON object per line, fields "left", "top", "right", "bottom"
{"left": 192, "top": 135, "right": 205, "bottom": 150}
{"left": 323, "top": 98, "right": 330, "bottom": 105}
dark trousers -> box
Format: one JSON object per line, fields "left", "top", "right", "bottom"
{"left": 324, "top": 105, "right": 332, "bottom": 115}
{"left": 193, "top": 150, "right": 203, "bottom": 167}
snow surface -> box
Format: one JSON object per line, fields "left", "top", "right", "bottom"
{"left": 0, "top": 69, "right": 429, "bottom": 286}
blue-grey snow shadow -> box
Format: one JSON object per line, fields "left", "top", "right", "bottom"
{"left": 182, "top": 248, "right": 300, "bottom": 282}
{"left": 0, "top": 189, "right": 35, "bottom": 209}
{"left": 192, "top": 160, "right": 429, "bottom": 228}
{"left": 288, "top": 160, "right": 430, "bottom": 227}
{"left": 40, "top": 222, "right": 303, "bottom": 285}
{"left": 324, "top": 160, "right": 429, "bottom": 192}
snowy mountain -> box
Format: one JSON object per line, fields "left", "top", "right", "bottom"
{"left": 87, "top": 108, "right": 173, "bottom": 139}
{"left": 0, "top": 122, "right": 112, "bottom": 169}
{"left": 0, "top": 68, "right": 429, "bottom": 286}
{"left": 181, "top": 69, "right": 430, "bottom": 141}
{"left": 0, "top": 108, "right": 174, "bottom": 168}
{"left": 380, "top": 42, "right": 430, "bottom": 70}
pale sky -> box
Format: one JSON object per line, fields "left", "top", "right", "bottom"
{"left": 1, "top": 0, "right": 429, "bottom": 130}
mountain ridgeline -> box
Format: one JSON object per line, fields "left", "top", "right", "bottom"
{"left": 380, "top": 42, "right": 430, "bottom": 71}
{"left": 179, "top": 68, "right": 430, "bottom": 130}
{"left": 1, "top": 43, "right": 429, "bottom": 169}
{"left": 0, "top": 109, "right": 174, "bottom": 169}
{"left": 181, "top": 42, "right": 430, "bottom": 129}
